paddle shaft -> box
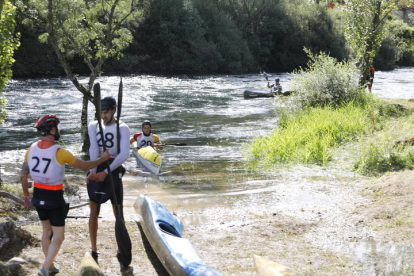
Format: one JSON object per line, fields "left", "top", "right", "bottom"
{"left": 94, "top": 82, "right": 132, "bottom": 267}
{"left": 93, "top": 83, "right": 121, "bottom": 217}
{"left": 130, "top": 143, "right": 187, "bottom": 150}
{"left": 117, "top": 78, "right": 122, "bottom": 154}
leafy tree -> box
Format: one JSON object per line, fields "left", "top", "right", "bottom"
{"left": 0, "top": 0, "right": 20, "bottom": 124}
{"left": 375, "top": 19, "right": 410, "bottom": 70}
{"left": 18, "top": 0, "right": 142, "bottom": 150}
{"left": 343, "top": 0, "right": 413, "bottom": 85}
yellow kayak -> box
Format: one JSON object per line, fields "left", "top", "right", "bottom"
{"left": 253, "top": 255, "right": 298, "bottom": 276}
{"left": 132, "top": 142, "right": 162, "bottom": 175}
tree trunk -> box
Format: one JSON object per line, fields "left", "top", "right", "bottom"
{"left": 359, "top": 1, "right": 382, "bottom": 87}
{"left": 81, "top": 95, "right": 90, "bottom": 153}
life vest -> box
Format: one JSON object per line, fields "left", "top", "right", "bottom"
{"left": 27, "top": 143, "right": 64, "bottom": 188}
{"left": 134, "top": 132, "right": 160, "bottom": 149}
{"left": 93, "top": 120, "right": 125, "bottom": 158}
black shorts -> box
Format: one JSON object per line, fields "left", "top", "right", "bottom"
{"left": 87, "top": 163, "right": 125, "bottom": 205}
{"left": 36, "top": 204, "right": 68, "bottom": 227}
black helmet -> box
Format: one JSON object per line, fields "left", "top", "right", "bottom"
{"left": 101, "top": 97, "right": 116, "bottom": 110}
{"left": 33, "top": 115, "right": 60, "bottom": 130}
{"left": 142, "top": 120, "right": 152, "bottom": 128}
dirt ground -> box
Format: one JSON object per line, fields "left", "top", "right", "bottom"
{"left": 8, "top": 168, "right": 414, "bottom": 276}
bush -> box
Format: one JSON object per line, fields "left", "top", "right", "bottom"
{"left": 290, "top": 49, "right": 366, "bottom": 108}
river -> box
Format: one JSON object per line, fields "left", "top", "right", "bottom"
{"left": 1, "top": 68, "right": 414, "bottom": 275}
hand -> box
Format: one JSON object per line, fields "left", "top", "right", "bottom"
{"left": 23, "top": 196, "right": 32, "bottom": 209}
{"left": 154, "top": 144, "right": 163, "bottom": 150}
{"left": 88, "top": 171, "right": 108, "bottom": 182}
{"left": 96, "top": 171, "right": 108, "bottom": 182}
{"left": 101, "top": 150, "right": 110, "bottom": 160}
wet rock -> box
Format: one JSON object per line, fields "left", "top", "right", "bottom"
{"left": 0, "top": 217, "right": 38, "bottom": 261}
{"left": 0, "top": 262, "right": 23, "bottom": 276}
{"left": 7, "top": 257, "right": 28, "bottom": 265}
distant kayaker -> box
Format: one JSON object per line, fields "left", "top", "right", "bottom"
{"left": 86, "top": 96, "right": 132, "bottom": 273}
{"left": 267, "top": 78, "right": 283, "bottom": 95}
{"left": 366, "top": 65, "right": 375, "bottom": 92}
{"left": 20, "top": 115, "right": 110, "bottom": 276}
{"left": 130, "top": 120, "right": 163, "bottom": 150}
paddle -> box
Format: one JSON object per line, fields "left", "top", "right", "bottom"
{"left": 93, "top": 82, "right": 132, "bottom": 268}
{"left": 159, "top": 143, "right": 187, "bottom": 146}
{"left": 262, "top": 71, "right": 269, "bottom": 81}
{"left": 130, "top": 143, "right": 187, "bottom": 150}
{"left": 117, "top": 78, "right": 122, "bottom": 154}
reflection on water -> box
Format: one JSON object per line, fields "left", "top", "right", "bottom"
{"left": 350, "top": 241, "right": 414, "bottom": 276}
{"left": 1, "top": 68, "right": 414, "bottom": 275}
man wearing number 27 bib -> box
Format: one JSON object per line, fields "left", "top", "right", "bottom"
{"left": 20, "top": 115, "right": 109, "bottom": 276}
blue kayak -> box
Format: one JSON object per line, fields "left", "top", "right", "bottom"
{"left": 134, "top": 194, "right": 221, "bottom": 276}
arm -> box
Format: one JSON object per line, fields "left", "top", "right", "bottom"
{"left": 109, "top": 124, "right": 131, "bottom": 171}
{"left": 153, "top": 134, "right": 163, "bottom": 150}
{"left": 57, "top": 148, "right": 110, "bottom": 170}
{"left": 71, "top": 151, "right": 110, "bottom": 170}
{"left": 20, "top": 162, "right": 32, "bottom": 209}
{"left": 88, "top": 122, "right": 100, "bottom": 173}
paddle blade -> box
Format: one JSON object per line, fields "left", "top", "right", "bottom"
{"left": 117, "top": 78, "right": 123, "bottom": 118}
{"left": 115, "top": 218, "right": 132, "bottom": 267}
{"left": 93, "top": 83, "right": 101, "bottom": 116}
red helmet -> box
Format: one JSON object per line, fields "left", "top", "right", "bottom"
{"left": 33, "top": 115, "right": 60, "bottom": 129}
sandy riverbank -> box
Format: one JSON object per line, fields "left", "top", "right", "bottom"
{"left": 9, "top": 167, "right": 413, "bottom": 276}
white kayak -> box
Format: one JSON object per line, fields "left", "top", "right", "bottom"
{"left": 134, "top": 194, "right": 221, "bottom": 276}
{"left": 131, "top": 142, "right": 162, "bottom": 175}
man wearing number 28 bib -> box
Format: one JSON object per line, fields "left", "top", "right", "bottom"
{"left": 86, "top": 96, "right": 130, "bottom": 270}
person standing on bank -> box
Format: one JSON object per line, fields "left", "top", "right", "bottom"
{"left": 367, "top": 64, "right": 375, "bottom": 93}
{"left": 20, "top": 115, "right": 110, "bottom": 276}
{"left": 130, "top": 120, "right": 163, "bottom": 150}
{"left": 86, "top": 96, "right": 131, "bottom": 269}
{"left": 267, "top": 78, "right": 283, "bottom": 95}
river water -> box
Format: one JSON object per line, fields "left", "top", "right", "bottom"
{"left": 1, "top": 68, "right": 414, "bottom": 275}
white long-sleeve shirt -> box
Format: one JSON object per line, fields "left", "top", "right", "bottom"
{"left": 88, "top": 119, "right": 130, "bottom": 172}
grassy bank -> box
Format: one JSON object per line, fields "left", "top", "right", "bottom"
{"left": 247, "top": 98, "right": 414, "bottom": 175}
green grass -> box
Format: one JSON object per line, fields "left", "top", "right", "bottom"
{"left": 353, "top": 103, "right": 414, "bottom": 176}
{"left": 248, "top": 101, "right": 373, "bottom": 166}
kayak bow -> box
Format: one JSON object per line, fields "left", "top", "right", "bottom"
{"left": 134, "top": 194, "right": 221, "bottom": 276}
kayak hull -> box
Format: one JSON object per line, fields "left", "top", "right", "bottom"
{"left": 244, "top": 90, "right": 274, "bottom": 98}
{"left": 243, "top": 90, "right": 294, "bottom": 99}
{"left": 134, "top": 195, "right": 221, "bottom": 276}
{"left": 253, "top": 255, "right": 297, "bottom": 276}
{"left": 132, "top": 142, "right": 161, "bottom": 175}
{"left": 77, "top": 252, "right": 104, "bottom": 276}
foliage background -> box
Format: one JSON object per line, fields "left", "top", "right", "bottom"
{"left": 9, "top": 0, "right": 414, "bottom": 77}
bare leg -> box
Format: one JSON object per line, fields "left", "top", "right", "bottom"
{"left": 41, "top": 223, "right": 65, "bottom": 271}
{"left": 89, "top": 201, "right": 100, "bottom": 252}
{"left": 40, "top": 220, "right": 53, "bottom": 261}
